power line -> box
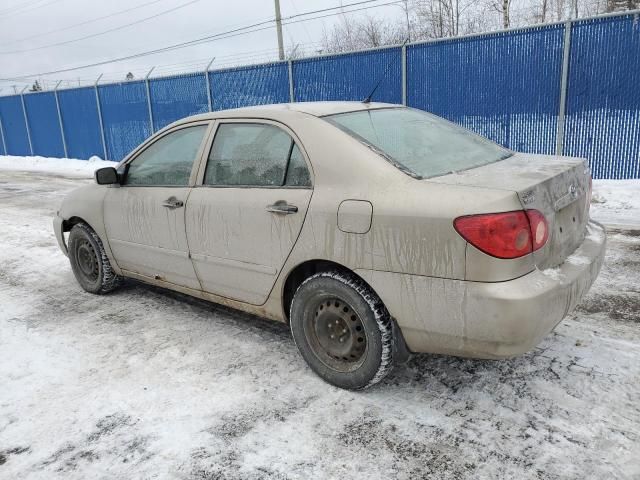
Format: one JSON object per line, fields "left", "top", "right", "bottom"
{"left": 0, "top": 0, "right": 399, "bottom": 81}
{"left": 0, "top": 0, "right": 61, "bottom": 19}
{"left": 0, "top": 0, "right": 48, "bottom": 16}
{"left": 0, "top": 0, "right": 204, "bottom": 54}
{"left": 3, "top": 0, "right": 169, "bottom": 46}
{"left": 0, "top": 0, "right": 35, "bottom": 15}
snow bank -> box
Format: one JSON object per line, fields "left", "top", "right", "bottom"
{"left": 0, "top": 155, "right": 118, "bottom": 178}
{"left": 591, "top": 180, "right": 640, "bottom": 228}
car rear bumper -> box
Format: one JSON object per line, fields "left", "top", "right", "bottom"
{"left": 356, "top": 220, "right": 607, "bottom": 359}
{"left": 53, "top": 214, "right": 68, "bottom": 256}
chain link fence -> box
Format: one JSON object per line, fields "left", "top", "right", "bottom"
{"left": 0, "top": 11, "right": 639, "bottom": 179}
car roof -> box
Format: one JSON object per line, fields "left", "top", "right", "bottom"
{"left": 178, "top": 101, "right": 401, "bottom": 124}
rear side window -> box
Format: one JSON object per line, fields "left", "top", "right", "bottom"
{"left": 325, "top": 108, "right": 512, "bottom": 179}
{"left": 204, "top": 123, "right": 311, "bottom": 187}
{"left": 125, "top": 125, "right": 207, "bottom": 186}
{"left": 285, "top": 145, "right": 311, "bottom": 187}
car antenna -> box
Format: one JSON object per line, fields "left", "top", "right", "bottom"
{"left": 362, "top": 37, "right": 410, "bottom": 104}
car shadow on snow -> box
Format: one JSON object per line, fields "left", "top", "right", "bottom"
{"left": 114, "top": 280, "right": 609, "bottom": 400}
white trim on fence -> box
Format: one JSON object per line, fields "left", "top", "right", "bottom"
{"left": 205, "top": 57, "right": 215, "bottom": 112}
{"left": 19, "top": 86, "right": 33, "bottom": 155}
{"left": 54, "top": 80, "right": 68, "bottom": 158}
{"left": 401, "top": 45, "right": 407, "bottom": 106}
{"left": 145, "top": 67, "right": 155, "bottom": 134}
{"left": 0, "top": 117, "right": 6, "bottom": 155}
{"left": 94, "top": 74, "right": 108, "bottom": 161}
{"left": 288, "top": 60, "right": 294, "bottom": 102}
{"left": 556, "top": 21, "right": 573, "bottom": 156}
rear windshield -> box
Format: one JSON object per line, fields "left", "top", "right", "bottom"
{"left": 324, "top": 107, "right": 512, "bottom": 179}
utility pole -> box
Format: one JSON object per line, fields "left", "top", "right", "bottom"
{"left": 403, "top": 0, "right": 410, "bottom": 42}
{"left": 274, "top": 0, "right": 285, "bottom": 61}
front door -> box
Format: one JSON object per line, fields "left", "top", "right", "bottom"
{"left": 186, "top": 121, "right": 313, "bottom": 305}
{"left": 104, "top": 123, "right": 209, "bottom": 290}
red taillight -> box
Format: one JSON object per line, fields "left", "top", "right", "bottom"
{"left": 453, "top": 209, "right": 548, "bottom": 259}
{"left": 526, "top": 209, "right": 549, "bottom": 251}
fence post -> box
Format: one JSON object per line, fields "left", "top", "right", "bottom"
{"left": 401, "top": 44, "right": 407, "bottom": 106}
{"left": 20, "top": 86, "right": 34, "bottom": 156}
{"left": 0, "top": 116, "right": 6, "bottom": 156}
{"left": 54, "top": 81, "right": 68, "bottom": 158}
{"left": 288, "top": 59, "right": 294, "bottom": 102}
{"left": 556, "top": 20, "right": 572, "bottom": 156}
{"left": 145, "top": 67, "right": 155, "bottom": 134}
{"left": 94, "top": 74, "right": 108, "bottom": 160}
{"left": 205, "top": 57, "right": 215, "bottom": 112}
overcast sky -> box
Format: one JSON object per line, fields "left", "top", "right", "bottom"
{"left": 0, "top": 0, "right": 408, "bottom": 93}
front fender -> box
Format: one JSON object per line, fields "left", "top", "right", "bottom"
{"left": 56, "top": 185, "right": 122, "bottom": 274}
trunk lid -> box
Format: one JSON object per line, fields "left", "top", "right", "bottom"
{"left": 429, "top": 153, "right": 592, "bottom": 269}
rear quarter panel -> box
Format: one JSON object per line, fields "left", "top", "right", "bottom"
{"left": 264, "top": 115, "right": 524, "bottom": 320}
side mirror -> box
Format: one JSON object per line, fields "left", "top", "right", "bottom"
{"left": 95, "top": 167, "right": 119, "bottom": 185}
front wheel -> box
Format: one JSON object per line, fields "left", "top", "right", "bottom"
{"left": 290, "top": 270, "right": 395, "bottom": 390}
{"left": 68, "top": 223, "right": 122, "bottom": 294}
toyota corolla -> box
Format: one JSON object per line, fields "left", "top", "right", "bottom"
{"left": 53, "top": 102, "right": 606, "bottom": 390}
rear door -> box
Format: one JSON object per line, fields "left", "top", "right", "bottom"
{"left": 186, "top": 120, "right": 313, "bottom": 305}
{"left": 104, "top": 122, "right": 210, "bottom": 289}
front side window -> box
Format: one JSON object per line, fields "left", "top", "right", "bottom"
{"left": 325, "top": 108, "right": 512, "bottom": 179}
{"left": 204, "top": 123, "right": 311, "bottom": 187}
{"left": 125, "top": 125, "right": 207, "bottom": 186}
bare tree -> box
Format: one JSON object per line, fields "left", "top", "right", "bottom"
{"left": 286, "top": 44, "right": 304, "bottom": 60}
{"left": 413, "top": 0, "right": 486, "bottom": 39}
{"left": 540, "top": 0, "right": 549, "bottom": 22}
{"left": 488, "top": 0, "right": 513, "bottom": 28}
{"left": 607, "top": 0, "right": 638, "bottom": 11}
{"left": 321, "top": 14, "right": 406, "bottom": 53}
{"left": 319, "top": 0, "right": 615, "bottom": 56}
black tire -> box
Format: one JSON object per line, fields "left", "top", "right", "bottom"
{"left": 290, "top": 270, "right": 394, "bottom": 390}
{"left": 68, "top": 223, "right": 122, "bottom": 294}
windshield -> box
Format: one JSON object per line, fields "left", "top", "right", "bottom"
{"left": 325, "top": 107, "right": 512, "bottom": 179}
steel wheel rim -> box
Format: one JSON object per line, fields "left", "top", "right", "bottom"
{"left": 75, "top": 239, "right": 99, "bottom": 282}
{"left": 304, "top": 296, "right": 368, "bottom": 372}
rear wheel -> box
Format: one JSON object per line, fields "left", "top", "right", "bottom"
{"left": 290, "top": 270, "right": 394, "bottom": 390}
{"left": 68, "top": 223, "right": 122, "bottom": 294}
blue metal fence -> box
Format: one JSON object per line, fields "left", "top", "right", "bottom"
{"left": 210, "top": 62, "right": 290, "bottom": 111}
{"left": 150, "top": 72, "right": 209, "bottom": 131}
{"left": 407, "top": 25, "right": 564, "bottom": 155}
{"left": 0, "top": 95, "right": 30, "bottom": 156}
{"left": 563, "top": 14, "right": 640, "bottom": 179}
{"left": 57, "top": 87, "right": 104, "bottom": 160}
{"left": 293, "top": 47, "right": 401, "bottom": 103}
{"left": 0, "top": 11, "right": 639, "bottom": 179}
{"left": 23, "top": 91, "right": 65, "bottom": 158}
{"left": 98, "top": 81, "right": 151, "bottom": 161}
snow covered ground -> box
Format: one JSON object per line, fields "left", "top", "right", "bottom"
{"left": 0, "top": 158, "right": 639, "bottom": 479}
{"left": 590, "top": 180, "right": 640, "bottom": 228}
{"left": 0, "top": 155, "right": 117, "bottom": 178}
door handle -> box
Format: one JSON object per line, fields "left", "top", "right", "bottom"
{"left": 161, "top": 197, "right": 184, "bottom": 209}
{"left": 266, "top": 201, "right": 298, "bottom": 215}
